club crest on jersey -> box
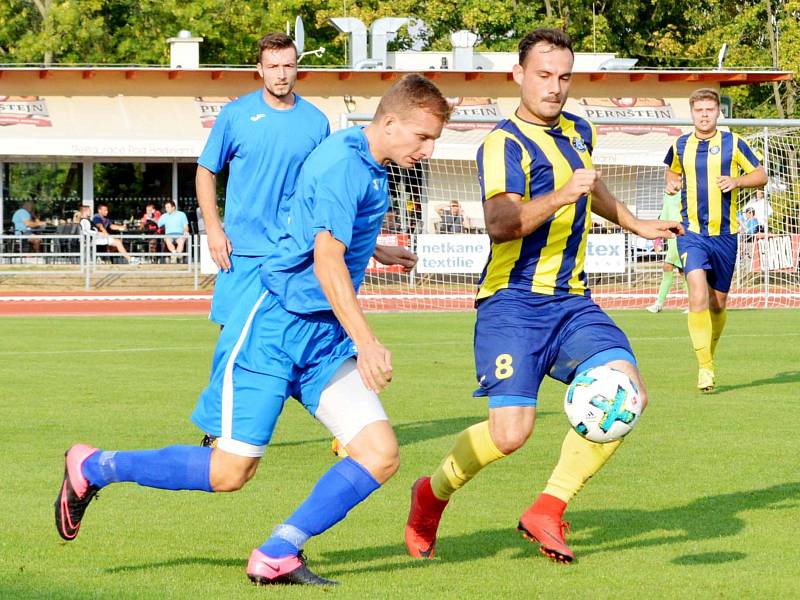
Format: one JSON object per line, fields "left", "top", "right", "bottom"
{"left": 572, "top": 137, "right": 587, "bottom": 152}
{"left": 372, "top": 179, "right": 381, "bottom": 190}
{"left": 710, "top": 145, "right": 720, "bottom": 155}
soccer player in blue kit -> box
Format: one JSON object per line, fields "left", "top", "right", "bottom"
{"left": 196, "top": 32, "right": 330, "bottom": 328}
{"left": 54, "top": 74, "right": 450, "bottom": 586}
{"left": 197, "top": 32, "right": 417, "bottom": 329}
{"left": 196, "top": 32, "right": 417, "bottom": 451}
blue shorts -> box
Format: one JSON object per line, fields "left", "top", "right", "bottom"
{"left": 676, "top": 231, "right": 738, "bottom": 293}
{"left": 192, "top": 288, "right": 357, "bottom": 450}
{"left": 473, "top": 290, "right": 636, "bottom": 408}
{"left": 209, "top": 254, "right": 266, "bottom": 326}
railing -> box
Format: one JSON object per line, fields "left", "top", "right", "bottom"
{"left": 0, "top": 232, "right": 202, "bottom": 290}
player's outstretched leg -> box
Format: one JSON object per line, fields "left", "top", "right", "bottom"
{"left": 54, "top": 444, "right": 100, "bottom": 540}
{"left": 518, "top": 429, "right": 622, "bottom": 563}
{"left": 405, "top": 420, "right": 506, "bottom": 559}
{"left": 54, "top": 444, "right": 214, "bottom": 540}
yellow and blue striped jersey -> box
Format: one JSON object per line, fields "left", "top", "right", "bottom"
{"left": 476, "top": 111, "right": 595, "bottom": 299}
{"left": 664, "top": 131, "right": 761, "bottom": 236}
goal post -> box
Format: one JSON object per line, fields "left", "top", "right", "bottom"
{"left": 345, "top": 114, "right": 800, "bottom": 311}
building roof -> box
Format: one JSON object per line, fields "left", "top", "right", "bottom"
{"left": 0, "top": 65, "right": 792, "bottom": 87}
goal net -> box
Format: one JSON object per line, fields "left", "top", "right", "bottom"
{"left": 355, "top": 120, "right": 800, "bottom": 311}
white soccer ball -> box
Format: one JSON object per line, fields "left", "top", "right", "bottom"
{"left": 564, "top": 366, "right": 642, "bottom": 443}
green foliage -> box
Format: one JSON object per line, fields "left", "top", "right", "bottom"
{"left": 0, "top": 1, "right": 797, "bottom": 115}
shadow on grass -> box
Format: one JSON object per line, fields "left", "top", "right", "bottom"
{"left": 318, "top": 480, "right": 800, "bottom": 576}
{"left": 713, "top": 370, "right": 800, "bottom": 394}
{"left": 106, "top": 556, "right": 242, "bottom": 574}
{"left": 271, "top": 413, "right": 558, "bottom": 449}
{"left": 671, "top": 551, "right": 746, "bottom": 565}
{"left": 100, "top": 481, "right": 797, "bottom": 577}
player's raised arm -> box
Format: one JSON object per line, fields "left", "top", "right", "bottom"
{"left": 592, "top": 176, "right": 684, "bottom": 240}
{"left": 314, "top": 231, "right": 392, "bottom": 392}
{"left": 484, "top": 169, "right": 598, "bottom": 244}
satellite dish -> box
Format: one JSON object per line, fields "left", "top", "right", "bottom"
{"left": 294, "top": 16, "right": 305, "bottom": 55}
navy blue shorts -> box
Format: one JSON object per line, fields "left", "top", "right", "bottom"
{"left": 676, "top": 231, "right": 738, "bottom": 293}
{"left": 473, "top": 289, "right": 636, "bottom": 408}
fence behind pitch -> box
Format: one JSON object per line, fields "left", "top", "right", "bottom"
{"left": 353, "top": 117, "right": 800, "bottom": 311}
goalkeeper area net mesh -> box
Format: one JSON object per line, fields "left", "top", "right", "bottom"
{"left": 356, "top": 122, "right": 800, "bottom": 311}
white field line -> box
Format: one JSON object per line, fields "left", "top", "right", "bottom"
{"left": 4, "top": 331, "right": 800, "bottom": 357}
{"left": 0, "top": 295, "right": 212, "bottom": 302}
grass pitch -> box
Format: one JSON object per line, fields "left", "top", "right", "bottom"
{"left": 1, "top": 309, "right": 799, "bottom": 599}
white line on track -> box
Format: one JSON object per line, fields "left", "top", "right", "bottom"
{"left": 0, "top": 295, "right": 212, "bottom": 302}
{"left": 0, "top": 346, "right": 209, "bottom": 356}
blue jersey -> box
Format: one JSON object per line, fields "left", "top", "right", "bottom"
{"left": 261, "top": 126, "right": 388, "bottom": 315}
{"left": 12, "top": 208, "right": 31, "bottom": 233}
{"left": 198, "top": 90, "right": 330, "bottom": 256}
{"left": 157, "top": 210, "right": 189, "bottom": 235}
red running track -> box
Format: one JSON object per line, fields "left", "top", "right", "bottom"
{"left": 0, "top": 292, "right": 213, "bottom": 317}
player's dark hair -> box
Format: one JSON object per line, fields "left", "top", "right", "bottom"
{"left": 689, "top": 88, "right": 720, "bottom": 108}
{"left": 374, "top": 73, "right": 452, "bottom": 123}
{"left": 164, "top": 200, "right": 175, "bottom": 208}
{"left": 257, "top": 33, "right": 297, "bottom": 63}
{"left": 518, "top": 28, "right": 573, "bottom": 65}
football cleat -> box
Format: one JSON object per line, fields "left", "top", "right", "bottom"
{"left": 645, "top": 303, "right": 663, "bottom": 314}
{"left": 404, "top": 476, "right": 448, "bottom": 559}
{"left": 517, "top": 509, "right": 574, "bottom": 564}
{"left": 697, "top": 368, "right": 715, "bottom": 393}
{"left": 200, "top": 434, "right": 218, "bottom": 448}
{"left": 246, "top": 549, "right": 337, "bottom": 586}
{"left": 331, "top": 438, "right": 349, "bottom": 458}
{"left": 55, "top": 444, "right": 99, "bottom": 541}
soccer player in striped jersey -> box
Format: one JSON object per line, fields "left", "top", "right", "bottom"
{"left": 405, "top": 28, "right": 682, "bottom": 565}
{"left": 55, "top": 74, "right": 449, "bottom": 586}
{"left": 664, "top": 88, "right": 767, "bottom": 392}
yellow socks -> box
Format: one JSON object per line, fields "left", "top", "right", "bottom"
{"left": 688, "top": 309, "right": 714, "bottom": 370}
{"left": 430, "top": 420, "right": 506, "bottom": 501}
{"left": 710, "top": 308, "right": 727, "bottom": 357}
{"left": 543, "top": 428, "right": 622, "bottom": 503}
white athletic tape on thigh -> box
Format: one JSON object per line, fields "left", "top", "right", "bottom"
{"left": 315, "top": 359, "right": 388, "bottom": 446}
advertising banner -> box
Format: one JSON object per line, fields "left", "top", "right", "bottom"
{"left": 416, "top": 234, "right": 490, "bottom": 274}
{"left": 750, "top": 234, "right": 800, "bottom": 273}
{"left": 585, "top": 234, "right": 626, "bottom": 273}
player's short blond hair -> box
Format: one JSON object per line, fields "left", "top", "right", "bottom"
{"left": 374, "top": 74, "right": 451, "bottom": 123}
{"left": 689, "top": 88, "right": 720, "bottom": 108}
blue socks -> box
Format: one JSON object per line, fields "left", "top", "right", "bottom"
{"left": 81, "top": 445, "right": 213, "bottom": 492}
{"left": 260, "top": 457, "right": 380, "bottom": 558}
